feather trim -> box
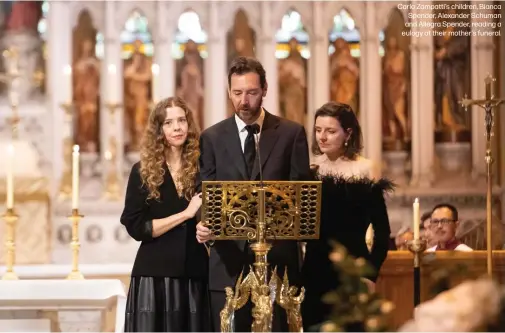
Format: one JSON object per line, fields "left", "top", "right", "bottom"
{"left": 315, "top": 173, "right": 396, "bottom": 195}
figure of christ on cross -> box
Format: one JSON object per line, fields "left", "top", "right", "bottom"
{"left": 460, "top": 74, "right": 504, "bottom": 278}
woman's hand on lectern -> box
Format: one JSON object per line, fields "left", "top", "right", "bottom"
{"left": 196, "top": 221, "right": 212, "bottom": 243}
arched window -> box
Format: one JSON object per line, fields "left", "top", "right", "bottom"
{"left": 275, "top": 10, "right": 310, "bottom": 59}
{"left": 120, "top": 10, "right": 153, "bottom": 59}
{"left": 37, "top": 1, "right": 50, "bottom": 40}
{"left": 329, "top": 9, "right": 385, "bottom": 57}
{"left": 172, "top": 11, "right": 208, "bottom": 59}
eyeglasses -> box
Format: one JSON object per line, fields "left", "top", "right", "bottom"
{"left": 430, "top": 219, "right": 456, "bottom": 226}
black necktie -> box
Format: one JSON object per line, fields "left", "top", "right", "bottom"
{"left": 244, "top": 125, "right": 256, "bottom": 178}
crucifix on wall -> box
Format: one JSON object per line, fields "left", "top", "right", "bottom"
{"left": 460, "top": 74, "right": 504, "bottom": 278}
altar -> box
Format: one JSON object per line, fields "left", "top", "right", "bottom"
{"left": 0, "top": 265, "right": 130, "bottom": 332}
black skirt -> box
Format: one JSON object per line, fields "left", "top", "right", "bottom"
{"left": 125, "top": 276, "right": 211, "bottom": 332}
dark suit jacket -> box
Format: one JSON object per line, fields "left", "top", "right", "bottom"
{"left": 199, "top": 110, "right": 311, "bottom": 291}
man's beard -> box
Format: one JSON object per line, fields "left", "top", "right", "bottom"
{"left": 236, "top": 97, "right": 262, "bottom": 121}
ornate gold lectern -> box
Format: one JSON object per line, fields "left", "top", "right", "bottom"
{"left": 202, "top": 180, "right": 321, "bottom": 332}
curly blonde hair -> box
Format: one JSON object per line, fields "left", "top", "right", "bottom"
{"left": 139, "top": 97, "right": 200, "bottom": 201}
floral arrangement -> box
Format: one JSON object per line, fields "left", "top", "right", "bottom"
{"left": 399, "top": 277, "right": 505, "bottom": 331}
{"left": 318, "top": 243, "right": 394, "bottom": 332}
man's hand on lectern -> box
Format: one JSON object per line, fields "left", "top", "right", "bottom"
{"left": 196, "top": 221, "right": 212, "bottom": 243}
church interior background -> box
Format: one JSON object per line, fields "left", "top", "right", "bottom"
{"left": 0, "top": 0, "right": 503, "bottom": 331}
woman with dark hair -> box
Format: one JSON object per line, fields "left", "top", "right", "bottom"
{"left": 301, "top": 102, "right": 393, "bottom": 331}
{"left": 121, "top": 97, "right": 210, "bottom": 332}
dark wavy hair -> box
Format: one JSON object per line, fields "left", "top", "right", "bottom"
{"left": 228, "top": 56, "right": 267, "bottom": 89}
{"left": 311, "top": 102, "right": 363, "bottom": 160}
{"left": 139, "top": 97, "right": 200, "bottom": 201}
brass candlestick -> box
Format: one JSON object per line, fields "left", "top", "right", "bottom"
{"left": 2, "top": 208, "right": 19, "bottom": 280}
{"left": 407, "top": 238, "right": 427, "bottom": 307}
{"left": 460, "top": 74, "right": 505, "bottom": 278}
{"left": 66, "top": 208, "right": 85, "bottom": 280}
{"left": 59, "top": 102, "right": 75, "bottom": 199}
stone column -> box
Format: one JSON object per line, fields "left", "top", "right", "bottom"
{"left": 470, "top": 5, "right": 495, "bottom": 182}
{"left": 204, "top": 2, "right": 227, "bottom": 127}
{"left": 307, "top": 1, "right": 329, "bottom": 148}
{"left": 153, "top": 2, "right": 175, "bottom": 102}
{"left": 361, "top": 2, "right": 382, "bottom": 178}
{"left": 410, "top": 0, "right": 435, "bottom": 187}
{"left": 259, "top": 2, "right": 279, "bottom": 116}
{"left": 103, "top": 1, "right": 124, "bottom": 179}
{"left": 48, "top": 2, "right": 72, "bottom": 196}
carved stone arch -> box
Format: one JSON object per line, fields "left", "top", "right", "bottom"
{"left": 325, "top": 2, "right": 365, "bottom": 32}
{"left": 70, "top": 2, "right": 104, "bottom": 32}
{"left": 377, "top": 3, "right": 409, "bottom": 30}
{"left": 116, "top": 2, "right": 156, "bottom": 42}
{"left": 272, "top": 2, "right": 313, "bottom": 37}
{"left": 221, "top": 2, "right": 261, "bottom": 36}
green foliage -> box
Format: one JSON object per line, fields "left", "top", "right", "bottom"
{"left": 317, "top": 243, "right": 393, "bottom": 332}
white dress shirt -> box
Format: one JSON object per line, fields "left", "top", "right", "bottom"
{"left": 234, "top": 108, "right": 265, "bottom": 153}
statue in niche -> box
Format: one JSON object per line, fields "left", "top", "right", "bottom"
{"left": 434, "top": 8, "right": 470, "bottom": 136}
{"left": 278, "top": 38, "right": 307, "bottom": 125}
{"left": 329, "top": 38, "right": 359, "bottom": 114}
{"left": 226, "top": 11, "right": 256, "bottom": 117}
{"left": 0, "top": 1, "right": 43, "bottom": 99}
{"left": 176, "top": 40, "right": 204, "bottom": 130}
{"left": 124, "top": 39, "right": 152, "bottom": 151}
{"left": 73, "top": 39, "right": 100, "bottom": 153}
{"left": 382, "top": 36, "right": 408, "bottom": 147}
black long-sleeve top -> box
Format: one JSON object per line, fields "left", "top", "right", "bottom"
{"left": 302, "top": 175, "right": 393, "bottom": 288}
{"left": 120, "top": 162, "right": 208, "bottom": 278}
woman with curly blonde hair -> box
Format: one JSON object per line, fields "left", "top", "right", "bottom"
{"left": 121, "top": 97, "right": 210, "bottom": 332}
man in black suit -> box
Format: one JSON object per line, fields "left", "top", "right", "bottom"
{"left": 196, "top": 56, "right": 311, "bottom": 331}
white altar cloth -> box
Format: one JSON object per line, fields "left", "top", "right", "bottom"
{"left": 0, "top": 279, "right": 126, "bottom": 332}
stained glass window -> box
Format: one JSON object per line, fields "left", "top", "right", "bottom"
{"left": 95, "top": 32, "right": 104, "bottom": 59}
{"left": 329, "top": 9, "right": 385, "bottom": 57}
{"left": 275, "top": 10, "right": 310, "bottom": 59}
{"left": 172, "top": 11, "right": 208, "bottom": 59}
{"left": 37, "top": 1, "right": 49, "bottom": 40}
{"left": 121, "top": 10, "right": 153, "bottom": 59}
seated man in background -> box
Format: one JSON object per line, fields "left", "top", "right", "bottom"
{"left": 394, "top": 226, "right": 413, "bottom": 250}
{"left": 426, "top": 203, "right": 473, "bottom": 252}
{"left": 420, "top": 211, "right": 437, "bottom": 248}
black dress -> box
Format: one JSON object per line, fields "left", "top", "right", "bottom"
{"left": 121, "top": 162, "right": 211, "bottom": 332}
{"left": 301, "top": 173, "right": 393, "bottom": 331}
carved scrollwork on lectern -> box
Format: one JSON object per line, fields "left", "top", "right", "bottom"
{"left": 202, "top": 181, "right": 321, "bottom": 241}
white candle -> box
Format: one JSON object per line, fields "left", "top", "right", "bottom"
{"left": 413, "top": 198, "right": 420, "bottom": 240}
{"left": 72, "top": 145, "right": 80, "bottom": 209}
{"left": 151, "top": 63, "right": 159, "bottom": 102}
{"left": 63, "top": 65, "right": 72, "bottom": 102}
{"left": 6, "top": 144, "right": 14, "bottom": 209}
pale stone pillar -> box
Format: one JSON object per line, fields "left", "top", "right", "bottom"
{"left": 410, "top": 0, "right": 435, "bottom": 187}
{"left": 307, "top": 1, "right": 329, "bottom": 148}
{"left": 361, "top": 2, "right": 382, "bottom": 178}
{"left": 153, "top": 2, "right": 175, "bottom": 102}
{"left": 204, "top": 2, "right": 227, "bottom": 127}
{"left": 48, "top": 2, "right": 72, "bottom": 196}
{"left": 470, "top": 5, "right": 495, "bottom": 182}
{"left": 103, "top": 1, "right": 124, "bottom": 179}
{"left": 259, "top": 2, "right": 279, "bottom": 116}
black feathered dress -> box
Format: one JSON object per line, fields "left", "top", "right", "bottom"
{"left": 301, "top": 169, "right": 394, "bottom": 331}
